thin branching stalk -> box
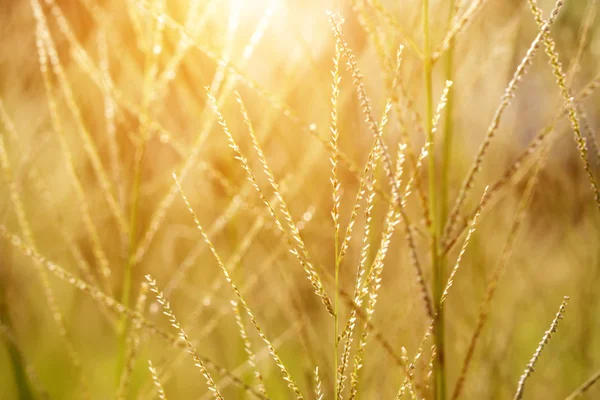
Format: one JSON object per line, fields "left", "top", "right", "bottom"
{"left": 526, "top": 0, "right": 600, "bottom": 211}
{"left": 146, "top": 275, "right": 223, "bottom": 399}
{"left": 231, "top": 300, "right": 268, "bottom": 397}
{"left": 314, "top": 367, "right": 324, "bottom": 400}
{"left": 440, "top": 55, "right": 454, "bottom": 379}
{"left": 421, "top": 0, "right": 446, "bottom": 396}
{"left": 196, "top": 325, "right": 298, "bottom": 400}
{"left": 440, "top": 0, "right": 457, "bottom": 266}
{"left": 119, "top": 0, "right": 166, "bottom": 383}
{"left": 164, "top": 183, "right": 287, "bottom": 297}
{"left": 513, "top": 296, "right": 570, "bottom": 400}
{"left": 565, "top": 369, "right": 600, "bottom": 400}
{"left": 347, "top": 136, "right": 407, "bottom": 399}
{"left": 173, "top": 175, "right": 305, "bottom": 399}
{"left": 337, "top": 139, "right": 379, "bottom": 399}
{"left": 331, "top": 14, "right": 435, "bottom": 325}
{"left": 330, "top": 38, "right": 343, "bottom": 400}
{"left": 451, "top": 135, "right": 556, "bottom": 400}
{"left": 208, "top": 88, "right": 333, "bottom": 315}
{"left": 117, "top": 282, "right": 149, "bottom": 400}
{"left": 397, "top": 187, "right": 487, "bottom": 400}
{"left": 443, "top": 70, "right": 600, "bottom": 255}
{"left": 443, "top": 0, "right": 565, "bottom": 246}
{"left": 348, "top": 205, "right": 402, "bottom": 400}
{"left": 148, "top": 360, "right": 169, "bottom": 400}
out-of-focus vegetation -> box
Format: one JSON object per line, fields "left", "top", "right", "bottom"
{"left": 0, "top": 0, "right": 599, "bottom": 399}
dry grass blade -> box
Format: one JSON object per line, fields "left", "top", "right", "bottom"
{"left": 565, "top": 369, "right": 600, "bottom": 400}
{"left": 526, "top": 0, "right": 600, "bottom": 212}
{"left": 329, "top": 13, "right": 397, "bottom": 197}
{"left": 330, "top": 40, "right": 342, "bottom": 249}
{"left": 440, "top": 186, "right": 487, "bottom": 305}
{"left": 443, "top": 69, "right": 600, "bottom": 255}
{"left": 2, "top": 0, "right": 599, "bottom": 397}
{"left": 331, "top": 14, "right": 435, "bottom": 323}
{"left": 443, "top": 0, "right": 565, "bottom": 245}
{"left": 196, "top": 324, "right": 299, "bottom": 400}
{"left": 445, "top": 0, "right": 597, "bottom": 251}
{"left": 236, "top": 91, "right": 333, "bottom": 314}
{"left": 514, "top": 296, "right": 570, "bottom": 400}
{"left": 330, "top": 37, "right": 343, "bottom": 400}
{"left": 393, "top": 80, "right": 431, "bottom": 228}
{"left": 337, "top": 141, "right": 378, "bottom": 399}
{"left": 357, "top": 1, "right": 429, "bottom": 222}
{"left": 314, "top": 366, "right": 324, "bottom": 400}
{"left": 424, "top": 345, "right": 437, "bottom": 394}
{"left": 396, "top": 187, "right": 487, "bottom": 400}
{"left": 443, "top": 0, "right": 597, "bottom": 255}
{"left": 336, "top": 46, "right": 404, "bottom": 266}
{"left": 148, "top": 360, "right": 169, "bottom": 400}
{"left": 163, "top": 181, "right": 282, "bottom": 297}
{"left": 231, "top": 300, "right": 268, "bottom": 397}
{"left": 206, "top": 88, "right": 333, "bottom": 316}
{"left": 145, "top": 275, "right": 223, "bottom": 400}
{"left": 337, "top": 137, "right": 375, "bottom": 264}
{"left": 173, "top": 174, "right": 305, "bottom": 399}
{"left": 178, "top": 180, "right": 311, "bottom": 339}
{"left": 451, "top": 135, "right": 555, "bottom": 400}
{"left": 348, "top": 176, "right": 404, "bottom": 399}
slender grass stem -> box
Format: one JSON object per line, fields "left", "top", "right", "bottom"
{"left": 122, "top": 143, "right": 145, "bottom": 312}
{"left": 334, "top": 232, "right": 340, "bottom": 399}
{"left": 437, "top": 3, "right": 455, "bottom": 399}
{"left": 440, "top": 5, "right": 455, "bottom": 236}
{"left": 423, "top": 1, "right": 446, "bottom": 399}
{"left": 116, "top": 141, "right": 145, "bottom": 385}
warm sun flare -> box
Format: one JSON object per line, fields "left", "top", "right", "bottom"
{"left": 1, "top": 0, "right": 599, "bottom": 399}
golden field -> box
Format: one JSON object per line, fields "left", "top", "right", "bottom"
{"left": 0, "top": 0, "right": 599, "bottom": 399}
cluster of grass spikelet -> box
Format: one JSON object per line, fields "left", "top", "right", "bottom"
{"left": 1, "top": 0, "right": 600, "bottom": 399}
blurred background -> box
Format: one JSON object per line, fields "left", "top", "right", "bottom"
{"left": 0, "top": 0, "right": 599, "bottom": 398}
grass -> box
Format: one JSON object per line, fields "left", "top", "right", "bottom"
{"left": 1, "top": 0, "right": 600, "bottom": 399}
